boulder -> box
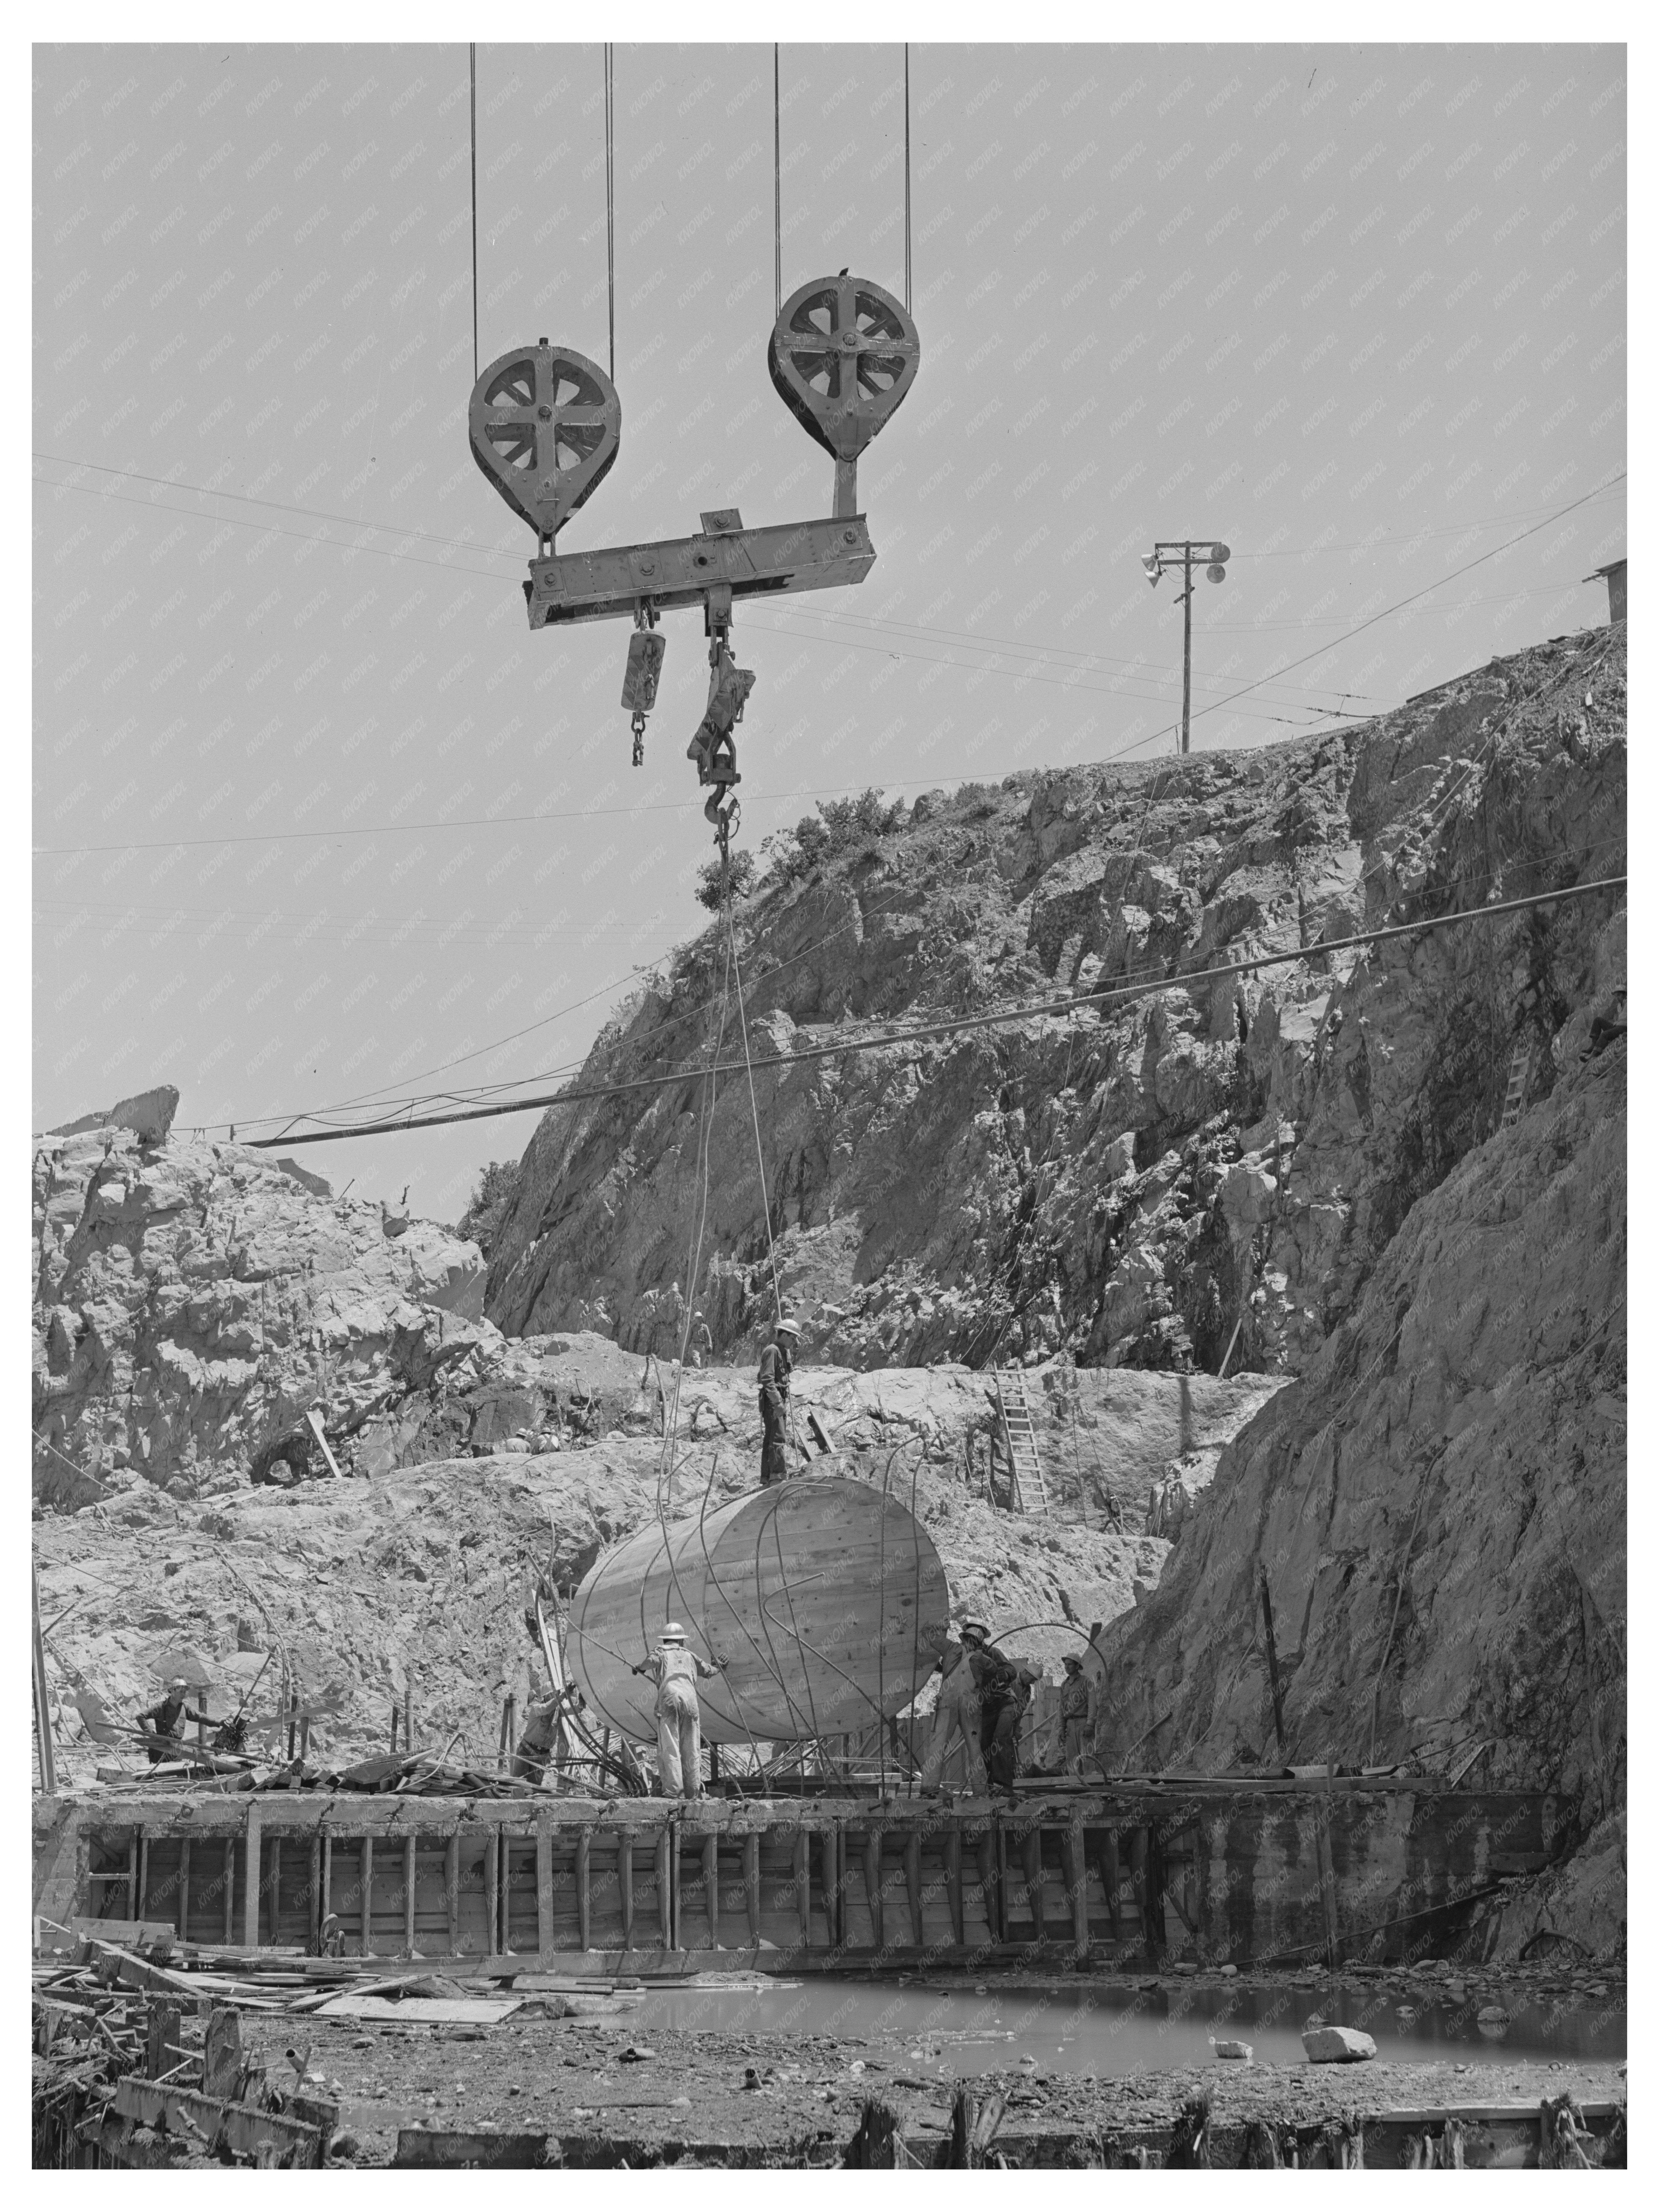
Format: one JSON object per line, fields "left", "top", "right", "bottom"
{"left": 1301, "top": 2026, "right": 1376, "bottom": 2064}
{"left": 109, "top": 1086, "right": 181, "bottom": 1144}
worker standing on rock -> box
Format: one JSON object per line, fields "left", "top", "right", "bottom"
{"left": 920, "top": 1630, "right": 988, "bottom": 1796}
{"left": 689, "top": 1311, "right": 713, "bottom": 1368}
{"left": 756, "top": 1313, "right": 800, "bottom": 1484}
{"left": 632, "top": 1623, "right": 728, "bottom": 1799}
{"left": 511, "top": 1680, "right": 567, "bottom": 1784}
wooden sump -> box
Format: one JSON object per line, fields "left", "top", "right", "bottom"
{"left": 37, "top": 1779, "right": 1563, "bottom": 1971}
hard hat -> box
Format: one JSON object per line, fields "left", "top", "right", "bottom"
{"left": 170, "top": 1676, "right": 189, "bottom": 1688}
{"left": 1063, "top": 1654, "right": 1084, "bottom": 1671}
{"left": 959, "top": 1620, "right": 991, "bottom": 1644}
{"left": 775, "top": 1316, "right": 800, "bottom": 1337}
{"left": 661, "top": 1622, "right": 687, "bottom": 1642}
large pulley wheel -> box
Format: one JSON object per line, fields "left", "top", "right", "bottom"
{"left": 767, "top": 274, "right": 920, "bottom": 463}
{"left": 469, "top": 341, "right": 621, "bottom": 541}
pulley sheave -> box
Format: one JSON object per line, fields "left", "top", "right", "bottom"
{"left": 468, "top": 340, "right": 621, "bottom": 541}
{"left": 768, "top": 274, "right": 920, "bottom": 474}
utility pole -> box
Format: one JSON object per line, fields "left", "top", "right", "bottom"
{"left": 1141, "top": 540, "right": 1231, "bottom": 754}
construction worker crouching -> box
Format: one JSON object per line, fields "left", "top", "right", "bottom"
{"left": 757, "top": 1313, "right": 799, "bottom": 1484}
{"left": 632, "top": 1622, "right": 728, "bottom": 1799}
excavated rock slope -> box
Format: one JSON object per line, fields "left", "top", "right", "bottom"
{"left": 487, "top": 632, "right": 1625, "bottom": 1384}
{"left": 1097, "top": 938, "right": 1626, "bottom": 1958}
{"left": 36, "top": 1350, "right": 1282, "bottom": 1789}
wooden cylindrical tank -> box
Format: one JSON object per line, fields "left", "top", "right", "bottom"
{"left": 566, "top": 1476, "right": 949, "bottom": 1745}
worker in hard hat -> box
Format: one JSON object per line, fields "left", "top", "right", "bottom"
{"left": 756, "top": 1313, "right": 800, "bottom": 1484}
{"left": 136, "top": 1677, "right": 210, "bottom": 1764}
{"left": 631, "top": 1623, "right": 728, "bottom": 1799}
{"left": 919, "top": 1627, "right": 988, "bottom": 1797}
{"left": 1059, "top": 1653, "right": 1093, "bottom": 1773}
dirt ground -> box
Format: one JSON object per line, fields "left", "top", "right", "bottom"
{"left": 241, "top": 1966, "right": 1627, "bottom": 2168}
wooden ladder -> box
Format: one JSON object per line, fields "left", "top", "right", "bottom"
{"left": 1499, "top": 1034, "right": 1535, "bottom": 1132}
{"left": 992, "top": 1368, "right": 1049, "bottom": 1515}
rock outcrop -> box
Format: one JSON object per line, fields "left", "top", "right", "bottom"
{"left": 484, "top": 632, "right": 1625, "bottom": 1387}
{"left": 32, "top": 1128, "right": 486, "bottom": 1505}
{"left": 1095, "top": 911, "right": 1626, "bottom": 1952}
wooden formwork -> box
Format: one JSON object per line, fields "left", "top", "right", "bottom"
{"left": 43, "top": 1781, "right": 1564, "bottom": 1972}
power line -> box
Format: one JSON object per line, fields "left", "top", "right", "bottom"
{"left": 33, "top": 453, "right": 522, "bottom": 564}
{"left": 1233, "top": 479, "right": 1626, "bottom": 559}
{"left": 1085, "top": 474, "right": 1628, "bottom": 770}
{"left": 207, "top": 831, "right": 1625, "bottom": 1138}
{"left": 248, "top": 874, "right": 1625, "bottom": 1149}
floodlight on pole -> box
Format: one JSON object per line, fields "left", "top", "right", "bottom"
{"left": 1141, "top": 539, "right": 1233, "bottom": 754}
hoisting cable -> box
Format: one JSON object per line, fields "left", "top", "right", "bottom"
{"left": 469, "top": 43, "right": 479, "bottom": 382}
{"left": 903, "top": 43, "right": 912, "bottom": 315}
{"left": 604, "top": 43, "right": 616, "bottom": 381}
{"left": 255, "top": 873, "right": 1627, "bottom": 1146}
{"left": 773, "top": 44, "right": 782, "bottom": 319}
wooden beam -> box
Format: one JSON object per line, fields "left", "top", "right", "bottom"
{"left": 944, "top": 1830, "right": 964, "bottom": 1945}
{"left": 743, "top": 1832, "right": 761, "bottom": 1947}
{"left": 268, "top": 1836, "right": 282, "bottom": 1948}
{"left": 404, "top": 1835, "right": 416, "bottom": 1957}
{"left": 862, "top": 1829, "right": 884, "bottom": 1953}
{"left": 904, "top": 1830, "right": 923, "bottom": 1946}
{"left": 536, "top": 1814, "right": 553, "bottom": 1958}
{"left": 618, "top": 1833, "right": 634, "bottom": 1952}
{"left": 308, "top": 1832, "right": 321, "bottom": 1955}
{"left": 126, "top": 1832, "right": 138, "bottom": 1922}
{"left": 1129, "top": 1827, "right": 1153, "bottom": 1959}
{"left": 976, "top": 1830, "right": 999, "bottom": 1943}
{"left": 1101, "top": 1829, "right": 1123, "bottom": 1939}
{"left": 1021, "top": 1829, "right": 1045, "bottom": 1943}
{"left": 654, "top": 1827, "right": 672, "bottom": 1950}
{"left": 794, "top": 1829, "right": 811, "bottom": 1949}
{"left": 243, "top": 1817, "right": 261, "bottom": 1951}
{"left": 223, "top": 1838, "right": 234, "bottom": 1944}
{"left": 497, "top": 1831, "right": 511, "bottom": 1956}
{"left": 1066, "top": 1812, "right": 1089, "bottom": 1959}
{"left": 444, "top": 1833, "right": 459, "bottom": 1953}
{"left": 484, "top": 1832, "right": 497, "bottom": 1963}
{"left": 138, "top": 1833, "right": 149, "bottom": 1922}
{"left": 179, "top": 1837, "right": 192, "bottom": 1943}
{"left": 320, "top": 1833, "right": 331, "bottom": 1953}
{"left": 703, "top": 1833, "right": 719, "bottom": 1950}
{"left": 577, "top": 1829, "right": 592, "bottom": 1953}
{"left": 360, "top": 1836, "right": 374, "bottom": 1959}
{"left": 820, "top": 1827, "right": 838, "bottom": 1951}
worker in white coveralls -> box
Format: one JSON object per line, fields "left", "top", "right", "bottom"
{"left": 919, "top": 1626, "right": 989, "bottom": 1796}
{"left": 632, "top": 1623, "right": 728, "bottom": 1798}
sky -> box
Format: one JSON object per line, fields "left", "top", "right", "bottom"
{"left": 31, "top": 37, "right": 1627, "bottom": 1222}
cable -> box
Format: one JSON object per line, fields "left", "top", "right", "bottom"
{"left": 248, "top": 874, "right": 1625, "bottom": 1148}
{"left": 1093, "top": 474, "right": 1628, "bottom": 769}
{"left": 604, "top": 43, "right": 616, "bottom": 383}
{"left": 1231, "top": 479, "right": 1626, "bottom": 560}
{"left": 469, "top": 42, "right": 479, "bottom": 385}
{"left": 773, "top": 44, "right": 782, "bottom": 321}
{"left": 903, "top": 43, "right": 912, "bottom": 316}
{"left": 230, "top": 830, "right": 1624, "bottom": 1138}
{"left": 726, "top": 888, "right": 784, "bottom": 1325}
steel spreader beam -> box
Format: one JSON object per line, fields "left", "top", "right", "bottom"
{"left": 523, "top": 512, "right": 875, "bottom": 630}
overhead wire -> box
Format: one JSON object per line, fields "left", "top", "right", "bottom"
{"left": 226, "top": 823, "right": 1625, "bottom": 1141}
{"left": 903, "top": 43, "right": 912, "bottom": 314}
{"left": 773, "top": 44, "right": 782, "bottom": 320}
{"left": 1088, "top": 473, "right": 1627, "bottom": 767}
{"left": 247, "top": 874, "right": 1626, "bottom": 1148}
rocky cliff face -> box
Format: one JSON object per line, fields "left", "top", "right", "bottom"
{"left": 485, "top": 632, "right": 1625, "bottom": 1389}
{"left": 1095, "top": 914, "right": 1626, "bottom": 1955}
